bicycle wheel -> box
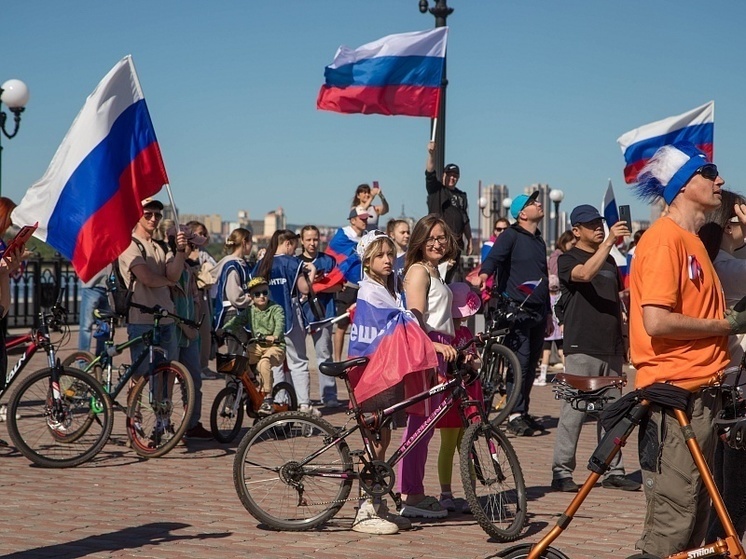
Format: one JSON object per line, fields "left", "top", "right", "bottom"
{"left": 210, "top": 384, "right": 244, "bottom": 443}
{"left": 62, "top": 350, "right": 103, "bottom": 383}
{"left": 461, "top": 421, "right": 527, "bottom": 542}
{"left": 499, "top": 544, "right": 571, "bottom": 559}
{"left": 481, "top": 342, "right": 522, "bottom": 426}
{"left": 272, "top": 381, "right": 298, "bottom": 413}
{"left": 7, "top": 366, "right": 113, "bottom": 468}
{"left": 126, "top": 360, "right": 195, "bottom": 458}
{"left": 233, "top": 411, "right": 354, "bottom": 531}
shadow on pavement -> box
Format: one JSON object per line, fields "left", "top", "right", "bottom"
{"left": 0, "top": 521, "right": 231, "bottom": 559}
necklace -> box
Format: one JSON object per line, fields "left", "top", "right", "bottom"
{"left": 421, "top": 260, "right": 440, "bottom": 278}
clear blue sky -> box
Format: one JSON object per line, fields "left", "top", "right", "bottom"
{"left": 3, "top": 1, "right": 746, "bottom": 231}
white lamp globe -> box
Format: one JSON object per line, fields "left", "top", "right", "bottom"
{"left": 1, "top": 79, "right": 30, "bottom": 108}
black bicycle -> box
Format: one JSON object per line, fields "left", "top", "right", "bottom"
{"left": 232, "top": 336, "right": 527, "bottom": 541}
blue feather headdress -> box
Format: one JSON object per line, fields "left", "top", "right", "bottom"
{"left": 633, "top": 142, "right": 709, "bottom": 205}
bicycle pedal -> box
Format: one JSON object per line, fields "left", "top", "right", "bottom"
{"left": 350, "top": 449, "right": 366, "bottom": 457}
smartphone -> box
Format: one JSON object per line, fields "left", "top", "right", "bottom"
{"left": 618, "top": 205, "right": 631, "bottom": 227}
{"left": 372, "top": 180, "right": 379, "bottom": 190}
{"left": 3, "top": 222, "right": 38, "bottom": 259}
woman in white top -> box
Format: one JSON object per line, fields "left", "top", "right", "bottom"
{"left": 699, "top": 189, "right": 746, "bottom": 541}
{"left": 352, "top": 183, "right": 389, "bottom": 232}
{"left": 397, "top": 214, "right": 459, "bottom": 520}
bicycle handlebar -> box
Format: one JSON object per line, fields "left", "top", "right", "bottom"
{"left": 214, "top": 329, "right": 282, "bottom": 349}
{"left": 129, "top": 302, "right": 202, "bottom": 329}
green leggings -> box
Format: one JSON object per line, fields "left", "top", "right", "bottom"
{"left": 438, "top": 427, "right": 464, "bottom": 486}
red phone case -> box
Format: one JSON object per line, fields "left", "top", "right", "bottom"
{"left": 3, "top": 222, "right": 38, "bottom": 258}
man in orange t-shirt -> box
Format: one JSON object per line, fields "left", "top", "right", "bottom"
{"left": 628, "top": 143, "right": 746, "bottom": 557}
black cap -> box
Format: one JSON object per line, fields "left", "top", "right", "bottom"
{"left": 570, "top": 204, "right": 604, "bottom": 225}
{"left": 444, "top": 163, "right": 460, "bottom": 175}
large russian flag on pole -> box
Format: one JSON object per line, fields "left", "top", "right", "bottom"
{"left": 347, "top": 284, "right": 438, "bottom": 404}
{"left": 317, "top": 27, "right": 448, "bottom": 117}
{"left": 616, "top": 101, "right": 714, "bottom": 184}
{"left": 11, "top": 55, "right": 168, "bottom": 282}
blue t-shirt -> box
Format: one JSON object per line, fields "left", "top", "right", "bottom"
{"left": 253, "top": 254, "right": 302, "bottom": 334}
{"left": 300, "top": 252, "right": 336, "bottom": 326}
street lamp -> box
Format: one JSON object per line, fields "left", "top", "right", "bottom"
{"left": 478, "top": 195, "right": 499, "bottom": 219}
{"left": 502, "top": 197, "right": 513, "bottom": 218}
{"left": 418, "top": 0, "right": 453, "bottom": 177}
{"left": 549, "top": 189, "right": 565, "bottom": 247}
{"left": 0, "top": 79, "right": 30, "bottom": 197}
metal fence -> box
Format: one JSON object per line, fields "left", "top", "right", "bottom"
{"left": 7, "top": 255, "right": 81, "bottom": 329}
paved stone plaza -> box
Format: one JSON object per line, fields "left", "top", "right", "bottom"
{"left": 0, "top": 332, "right": 647, "bottom": 559}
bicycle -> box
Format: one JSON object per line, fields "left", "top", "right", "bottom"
{"left": 499, "top": 369, "right": 746, "bottom": 559}
{"left": 210, "top": 330, "right": 298, "bottom": 443}
{"left": 4, "top": 300, "right": 114, "bottom": 467}
{"left": 480, "top": 292, "right": 524, "bottom": 425}
{"left": 232, "top": 336, "right": 528, "bottom": 541}
{"left": 46, "top": 302, "right": 197, "bottom": 459}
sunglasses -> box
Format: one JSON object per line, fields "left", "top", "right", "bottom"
{"left": 494, "top": 227, "right": 507, "bottom": 232}
{"left": 143, "top": 211, "right": 162, "bottom": 221}
{"left": 696, "top": 163, "right": 719, "bottom": 181}
{"left": 251, "top": 290, "right": 269, "bottom": 298}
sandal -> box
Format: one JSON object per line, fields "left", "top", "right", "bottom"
{"left": 399, "top": 495, "right": 448, "bottom": 519}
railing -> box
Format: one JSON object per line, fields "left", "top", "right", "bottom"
{"left": 7, "top": 254, "right": 81, "bottom": 328}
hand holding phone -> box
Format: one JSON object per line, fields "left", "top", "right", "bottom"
{"left": 371, "top": 181, "right": 380, "bottom": 196}
{"left": 618, "top": 205, "right": 631, "bottom": 226}
{"left": 3, "top": 222, "right": 38, "bottom": 262}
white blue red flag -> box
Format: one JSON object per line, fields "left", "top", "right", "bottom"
{"left": 347, "top": 283, "right": 437, "bottom": 404}
{"left": 517, "top": 280, "right": 542, "bottom": 296}
{"left": 617, "top": 101, "right": 714, "bottom": 184}
{"left": 11, "top": 55, "right": 168, "bottom": 282}
{"left": 600, "top": 180, "right": 629, "bottom": 283}
{"left": 326, "top": 227, "right": 363, "bottom": 285}
{"left": 317, "top": 27, "right": 448, "bottom": 118}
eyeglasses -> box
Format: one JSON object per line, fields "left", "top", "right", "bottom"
{"left": 143, "top": 211, "right": 162, "bottom": 221}
{"left": 494, "top": 227, "right": 507, "bottom": 233}
{"left": 696, "top": 163, "right": 719, "bottom": 181}
{"left": 425, "top": 235, "right": 447, "bottom": 247}
{"left": 251, "top": 290, "right": 269, "bottom": 298}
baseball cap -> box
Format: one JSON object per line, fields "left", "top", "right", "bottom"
{"left": 444, "top": 163, "right": 460, "bottom": 175}
{"left": 509, "top": 191, "right": 540, "bottom": 219}
{"left": 570, "top": 204, "right": 603, "bottom": 225}
{"left": 349, "top": 207, "right": 370, "bottom": 220}
{"left": 247, "top": 276, "right": 269, "bottom": 291}
{"left": 142, "top": 198, "right": 164, "bottom": 210}
{"left": 450, "top": 282, "right": 481, "bottom": 319}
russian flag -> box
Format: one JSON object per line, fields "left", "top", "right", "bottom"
{"left": 517, "top": 280, "right": 542, "bottom": 296}
{"left": 317, "top": 27, "right": 448, "bottom": 118}
{"left": 326, "top": 227, "right": 363, "bottom": 285}
{"left": 600, "top": 180, "right": 629, "bottom": 284}
{"left": 347, "top": 286, "right": 438, "bottom": 404}
{"left": 617, "top": 101, "right": 713, "bottom": 184}
{"left": 11, "top": 55, "right": 168, "bottom": 282}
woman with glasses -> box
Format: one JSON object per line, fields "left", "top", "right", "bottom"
{"left": 254, "top": 229, "right": 318, "bottom": 416}
{"left": 396, "top": 214, "right": 459, "bottom": 520}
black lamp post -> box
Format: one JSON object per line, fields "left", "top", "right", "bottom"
{"left": 419, "top": 0, "right": 453, "bottom": 177}
{"left": 0, "top": 79, "right": 30, "bottom": 197}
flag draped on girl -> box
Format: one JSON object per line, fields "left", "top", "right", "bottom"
{"left": 11, "top": 55, "right": 168, "bottom": 282}
{"left": 317, "top": 27, "right": 448, "bottom": 118}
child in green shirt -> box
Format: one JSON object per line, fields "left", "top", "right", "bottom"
{"left": 222, "top": 276, "right": 286, "bottom": 415}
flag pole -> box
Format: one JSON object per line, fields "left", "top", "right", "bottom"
{"left": 164, "top": 183, "right": 180, "bottom": 225}
{"left": 430, "top": 118, "right": 438, "bottom": 143}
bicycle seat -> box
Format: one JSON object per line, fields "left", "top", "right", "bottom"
{"left": 319, "top": 357, "right": 369, "bottom": 378}
{"left": 553, "top": 372, "right": 627, "bottom": 393}
{"left": 93, "top": 308, "right": 119, "bottom": 321}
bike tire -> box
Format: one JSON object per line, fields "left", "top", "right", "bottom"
{"left": 233, "top": 411, "right": 354, "bottom": 531}
{"left": 126, "top": 360, "right": 195, "bottom": 458}
{"left": 7, "top": 366, "right": 113, "bottom": 468}
{"left": 272, "top": 381, "right": 298, "bottom": 413}
{"left": 461, "top": 421, "right": 527, "bottom": 542}
{"left": 62, "top": 350, "right": 102, "bottom": 383}
{"left": 481, "top": 342, "right": 522, "bottom": 426}
{"left": 210, "top": 385, "right": 244, "bottom": 443}
{"left": 499, "top": 543, "right": 571, "bottom": 559}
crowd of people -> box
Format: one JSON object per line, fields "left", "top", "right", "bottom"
{"left": 4, "top": 140, "right": 746, "bottom": 554}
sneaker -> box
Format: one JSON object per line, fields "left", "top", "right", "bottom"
{"left": 0, "top": 404, "right": 19, "bottom": 422}
{"left": 258, "top": 400, "right": 274, "bottom": 417}
{"left": 438, "top": 494, "right": 457, "bottom": 512}
{"left": 602, "top": 475, "right": 641, "bottom": 491}
{"left": 351, "top": 500, "right": 399, "bottom": 535}
{"left": 299, "top": 404, "right": 322, "bottom": 418}
{"left": 523, "top": 414, "right": 546, "bottom": 432}
{"left": 506, "top": 416, "right": 535, "bottom": 437}
{"left": 201, "top": 367, "right": 218, "bottom": 380}
{"left": 533, "top": 377, "right": 547, "bottom": 387}
{"left": 399, "top": 495, "right": 448, "bottom": 519}
{"left": 379, "top": 500, "right": 412, "bottom": 530}
{"left": 551, "top": 477, "right": 579, "bottom": 493}
{"left": 323, "top": 399, "right": 343, "bottom": 409}
{"left": 184, "top": 423, "right": 214, "bottom": 441}
{"left": 461, "top": 499, "right": 472, "bottom": 514}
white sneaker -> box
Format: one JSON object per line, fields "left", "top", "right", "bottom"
{"left": 533, "top": 377, "right": 547, "bottom": 387}
{"left": 379, "top": 499, "right": 412, "bottom": 530}
{"left": 351, "top": 500, "right": 399, "bottom": 535}
{"left": 299, "top": 404, "right": 322, "bottom": 418}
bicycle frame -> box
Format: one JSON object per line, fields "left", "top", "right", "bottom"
{"left": 1, "top": 320, "right": 62, "bottom": 403}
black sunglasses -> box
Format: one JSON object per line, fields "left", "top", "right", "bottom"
{"left": 494, "top": 227, "right": 507, "bottom": 232}
{"left": 251, "top": 290, "right": 269, "bottom": 297}
{"left": 696, "top": 163, "right": 718, "bottom": 181}
{"left": 143, "top": 211, "right": 162, "bottom": 220}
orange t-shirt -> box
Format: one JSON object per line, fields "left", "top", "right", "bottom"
{"left": 629, "top": 217, "right": 728, "bottom": 387}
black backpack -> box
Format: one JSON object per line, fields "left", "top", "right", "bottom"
{"left": 108, "top": 238, "right": 148, "bottom": 318}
